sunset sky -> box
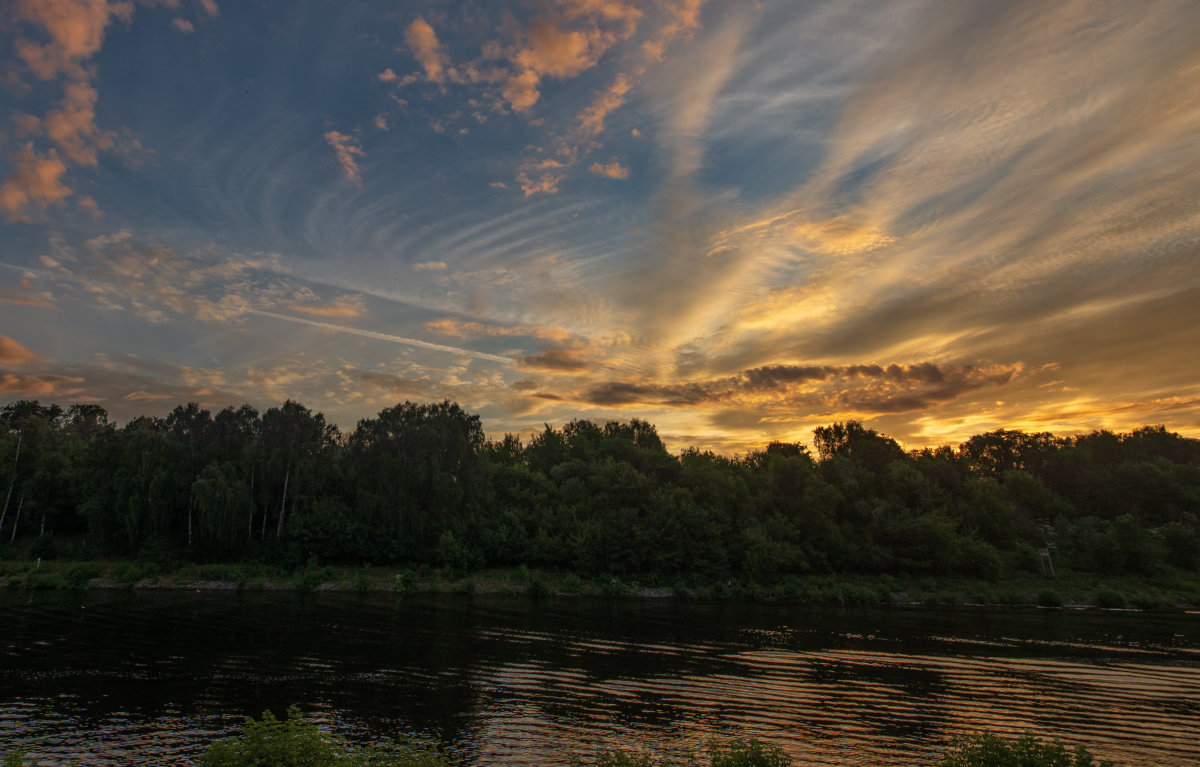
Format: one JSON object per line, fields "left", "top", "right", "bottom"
{"left": 2, "top": 0, "right": 1198, "bottom": 453}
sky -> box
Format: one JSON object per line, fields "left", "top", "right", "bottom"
{"left": 1, "top": 0, "right": 1199, "bottom": 454}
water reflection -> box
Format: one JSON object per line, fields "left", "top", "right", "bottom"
{"left": 0, "top": 591, "right": 1197, "bottom": 766}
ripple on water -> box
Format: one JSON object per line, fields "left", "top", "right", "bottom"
{"left": 0, "top": 594, "right": 1197, "bottom": 766}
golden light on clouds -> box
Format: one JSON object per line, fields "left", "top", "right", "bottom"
{"left": 1, "top": 0, "right": 1198, "bottom": 452}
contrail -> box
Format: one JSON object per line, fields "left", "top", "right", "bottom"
{"left": 249, "top": 310, "right": 513, "bottom": 364}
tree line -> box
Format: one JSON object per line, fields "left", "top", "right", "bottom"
{"left": 0, "top": 398, "right": 1197, "bottom": 579}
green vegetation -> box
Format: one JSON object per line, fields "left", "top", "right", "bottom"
{"left": 571, "top": 739, "right": 790, "bottom": 767}
{"left": 0, "top": 399, "right": 1198, "bottom": 601}
{"left": 199, "top": 706, "right": 450, "bottom": 767}
{"left": 938, "top": 733, "right": 1112, "bottom": 767}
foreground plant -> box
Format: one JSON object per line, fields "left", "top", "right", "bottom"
{"left": 198, "top": 706, "right": 451, "bottom": 767}
{"left": 573, "top": 738, "right": 791, "bottom": 767}
{"left": 938, "top": 732, "right": 1113, "bottom": 767}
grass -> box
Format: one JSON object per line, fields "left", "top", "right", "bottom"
{"left": 0, "top": 557, "right": 1197, "bottom": 608}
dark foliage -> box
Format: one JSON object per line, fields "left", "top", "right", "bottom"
{"left": 1, "top": 400, "right": 1197, "bottom": 579}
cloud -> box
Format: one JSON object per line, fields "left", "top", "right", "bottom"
{"left": 405, "top": 17, "right": 449, "bottom": 84}
{"left": 424, "top": 318, "right": 576, "bottom": 345}
{"left": 516, "top": 170, "right": 563, "bottom": 196}
{"left": 198, "top": 0, "right": 218, "bottom": 17}
{"left": 284, "top": 299, "right": 364, "bottom": 319}
{"left": 0, "top": 278, "right": 55, "bottom": 307}
{"left": 374, "top": 114, "right": 389, "bottom": 130}
{"left": 356, "top": 370, "right": 432, "bottom": 398}
{"left": 561, "top": 361, "right": 1024, "bottom": 415}
{"left": 11, "top": 0, "right": 134, "bottom": 80}
{"left": 517, "top": 347, "right": 595, "bottom": 373}
{"left": 589, "top": 160, "right": 629, "bottom": 179}
{"left": 76, "top": 194, "right": 101, "bottom": 217}
{"left": 248, "top": 310, "right": 513, "bottom": 363}
{"left": 0, "top": 144, "right": 71, "bottom": 220}
{"left": 324, "top": 130, "right": 365, "bottom": 183}
{"left": 0, "top": 336, "right": 37, "bottom": 365}
{"left": 377, "top": 67, "right": 397, "bottom": 82}
{"left": 0, "top": 371, "right": 84, "bottom": 396}
{"left": 41, "top": 80, "right": 115, "bottom": 165}
{"left": 172, "top": 18, "right": 194, "bottom": 33}
{"left": 578, "top": 71, "right": 634, "bottom": 135}
{"left": 3, "top": 0, "right": 141, "bottom": 217}
{"left": 412, "top": 261, "right": 447, "bottom": 271}
{"left": 643, "top": 0, "right": 704, "bottom": 60}
{"left": 499, "top": 6, "right": 640, "bottom": 113}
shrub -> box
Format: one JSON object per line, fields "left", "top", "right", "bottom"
{"left": 526, "top": 578, "right": 550, "bottom": 599}
{"left": 574, "top": 751, "right": 671, "bottom": 767}
{"left": 295, "top": 556, "right": 332, "bottom": 591}
{"left": 938, "top": 732, "right": 1111, "bottom": 767}
{"left": 561, "top": 573, "right": 584, "bottom": 594}
{"left": 395, "top": 569, "right": 416, "bottom": 593}
{"left": 1095, "top": 588, "right": 1126, "bottom": 609}
{"left": 65, "top": 562, "right": 101, "bottom": 588}
{"left": 199, "top": 706, "right": 451, "bottom": 767}
{"left": 1037, "top": 590, "right": 1063, "bottom": 608}
{"left": 708, "top": 738, "right": 790, "bottom": 767}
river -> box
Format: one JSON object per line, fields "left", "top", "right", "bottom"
{"left": 1, "top": 591, "right": 1198, "bottom": 765}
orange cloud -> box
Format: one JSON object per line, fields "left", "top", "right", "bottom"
{"left": 377, "top": 67, "right": 397, "bottom": 82}
{"left": 578, "top": 71, "right": 634, "bottom": 134}
{"left": 42, "top": 80, "right": 115, "bottom": 165}
{"left": 0, "top": 336, "right": 37, "bottom": 365}
{"left": 324, "top": 131, "right": 365, "bottom": 184}
{"left": 0, "top": 144, "right": 71, "bottom": 220}
{"left": 643, "top": 0, "right": 704, "bottom": 61}
{"left": 405, "top": 17, "right": 449, "bottom": 84}
{"left": 285, "top": 300, "right": 364, "bottom": 319}
{"left": 0, "top": 372, "right": 83, "bottom": 396}
{"left": 12, "top": 0, "right": 133, "bottom": 80}
{"left": 198, "top": 0, "right": 218, "bottom": 17}
{"left": 0, "top": 278, "right": 56, "bottom": 307}
{"left": 425, "top": 318, "right": 576, "bottom": 345}
{"left": 412, "top": 261, "right": 447, "bottom": 271}
{"left": 517, "top": 170, "right": 563, "bottom": 196}
{"left": 589, "top": 160, "right": 629, "bottom": 179}
{"left": 172, "top": 18, "right": 194, "bottom": 33}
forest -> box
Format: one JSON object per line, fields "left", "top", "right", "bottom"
{"left": 0, "top": 398, "right": 1197, "bottom": 582}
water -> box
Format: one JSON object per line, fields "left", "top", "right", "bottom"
{"left": 1, "top": 591, "right": 1197, "bottom": 765}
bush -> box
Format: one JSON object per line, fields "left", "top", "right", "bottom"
{"left": 200, "top": 706, "right": 451, "bottom": 767}
{"left": 575, "top": 751, "right": 671, "bottom": 767}
{"left": 1095, "top": 588, "right": 1127, "bottom": 609}
{"left": 395, "top": 569, "right": 416, "bottom": 593}
{"left": 561, "top": 573, "right": 584, "bottom": 593}
{"left": 526, "top": 578, "right": 550, "bottom": 599}
{"left": 295, "top": 556, "right": 332, "bottom": 591}
{"left": 65, "top": 562, "right": 101, "bottom": 588}
{"left": 938, "top": 732, "right": 1111, "bottom": 767}
{"left": 1037, "top": 590, "right": 1063, "bottom": 608}
{"left": 570, "top": 738, "right": 789, "bottom": 767}
{"left": 708, "top": 738, "right": 790, "bottom": 767}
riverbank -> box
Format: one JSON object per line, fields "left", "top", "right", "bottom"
{"left": 2, "top": 558, "right": 1198, "bottom": 609}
